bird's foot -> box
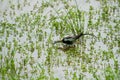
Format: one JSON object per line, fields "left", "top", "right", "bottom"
{"left": 58, "top": 44, "right": 75, "bottom": 51}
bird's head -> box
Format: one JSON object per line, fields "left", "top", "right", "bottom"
{"left": 53, "top": 40, "right": 62, "bottom": 44}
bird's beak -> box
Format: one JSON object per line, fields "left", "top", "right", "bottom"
{"left": 53, "top": 40, "right": 62, "bottom": 44}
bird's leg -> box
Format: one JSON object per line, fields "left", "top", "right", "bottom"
{"left": 63, "top": 44, "right": 75, "bottom": 49}
{"left": 58, "top": 44, "right": 75, "bottom": 51}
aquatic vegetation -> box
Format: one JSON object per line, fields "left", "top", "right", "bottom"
{"left": 0, "top": 0, "right": 120, "bottom": 80}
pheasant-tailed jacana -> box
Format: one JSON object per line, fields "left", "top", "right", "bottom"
{"left": 54, "top": 33, "right": 95, "bottom": 45}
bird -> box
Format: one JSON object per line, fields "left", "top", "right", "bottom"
{"left": 54, "top": 32, "right": 95, "bottom": 45}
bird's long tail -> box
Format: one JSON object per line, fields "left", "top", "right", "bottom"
{"left": 74, "top": 33, "right": 96, "bottom": 39}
